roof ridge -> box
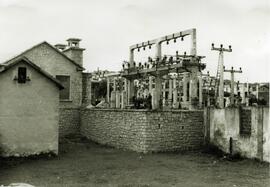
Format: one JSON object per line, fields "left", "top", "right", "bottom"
{"left": 1, "top": 41, "right": 47, "bottom": 65}
{"left": 1, "top": 41, "right": 85, "bottom": 70}
{"left": 0, "top": 56, "right": 64, "bottom": 89}
{"left": 44, "top": 41, "right": 84, "bottom": 70}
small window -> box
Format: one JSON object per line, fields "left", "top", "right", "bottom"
{"left": 56, "top": 75, "right": 70, "bottom": 100}
{"left": 187, "top": 82, "right": 190, "bottom": 100}
{"left": 18, "top": 67, "right": 27, "bottom": 83}
{"left": 239, "top": 108, "right": 251, "bottom": 136}
{"left": 197, "top": 82, "right": 199, "bottom": 97}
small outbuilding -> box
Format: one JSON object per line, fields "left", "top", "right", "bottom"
{"left": 0, "top": 57, "right": 63, "bottom": 157}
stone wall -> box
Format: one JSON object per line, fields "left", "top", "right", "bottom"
{"left": 206, "top": 107, "right": 270, "bottom": 163}
{"left": 80, "top": 109, "right": 204, "bottom": 153}
{"left": 59, "top": 108, "right": 80, "bottom": 138}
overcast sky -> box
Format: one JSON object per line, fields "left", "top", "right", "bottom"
{"left": 0, "top": 0, "right": 269, "bottom": 82}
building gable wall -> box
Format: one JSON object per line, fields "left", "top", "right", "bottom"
{"left": 22, "top": 43, "right": 82, "bottom": 108}
{"left": 0, "top": 61, "right": 59, "bottom": 156}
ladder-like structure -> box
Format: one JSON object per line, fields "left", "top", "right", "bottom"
{"left": 214, "top": 54, "right": 222, "bottom": 99}
{"left": 211, "top": 43, "right": 232, "bottom": 108}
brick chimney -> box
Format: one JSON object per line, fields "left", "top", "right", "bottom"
{"left": 62, "top": 38, "right": 85, "bottom": 67}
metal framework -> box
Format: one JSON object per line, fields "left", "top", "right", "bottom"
{"left": 117, "top": 28, "right": 206, "bottom": 110}
{"left": 129, "top": 28, "right": 197, "bottom": 66}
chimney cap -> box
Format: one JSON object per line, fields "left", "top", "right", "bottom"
{"left": 66, "top": 38, "right": 81, "bottom": 42}
{"left": 67, "top": 38, "right": 81, "bottom": 47}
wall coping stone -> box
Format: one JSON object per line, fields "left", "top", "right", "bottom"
{"left": 81, "top": 108, "right": 203, "bottom": 113}
{"left": 206, "top": 106, "right": 268, "bottom": 110}
{"left": 60, "top": 107, "right": 80, "bottom": 110}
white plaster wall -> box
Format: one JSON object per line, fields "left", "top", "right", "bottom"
{"left": 208, "top": 107, "right": 269, "bottom": 162}
{"left": 209, "top": 108, "right": 239, "bottom": 153}
{"left": 0, "top": 62, "right": 59, "bottom": 156}
{"left": 263, "top": 107, "right": 270, "bottom": 162}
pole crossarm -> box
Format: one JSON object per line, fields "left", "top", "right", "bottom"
{"left": 211, "top": 44, "right": 232, "bottom": 53}
{"left": 129, "top": 28, "right": 196, "bottom": 50}
{"left": 224, "top": 68, "right": 242, "bottom": 73}
{"left": 128, "top": 28, "right": 197, "bottom": 67}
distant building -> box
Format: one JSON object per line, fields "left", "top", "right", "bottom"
{"left": 0, "top": 57, "right": 63, "bottom": 156}
{"left": 91, "top": 69, "right": 116, "bottom": 81}
{"left": 258, "top": 84, "right": 269, "bottom": 105}
{"left": 202, "top": 76, "right": 269, "bottom": 106}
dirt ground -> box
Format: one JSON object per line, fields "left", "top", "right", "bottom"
{"left": 0, "top": 137, "right": 269, "bottom": 187}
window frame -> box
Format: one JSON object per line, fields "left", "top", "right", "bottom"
{"left": 56, "top": 75, "right": 71, "bottom": 101}
{"left": 18, "top": 67, "right": 27, "bottom": 84}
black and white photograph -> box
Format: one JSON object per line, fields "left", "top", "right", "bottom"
{"left": 0, "top": 0, "right": 269, "bottom": 186}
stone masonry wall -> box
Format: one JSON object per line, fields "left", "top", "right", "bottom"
{"left": 59, "top": 108, "right": 80, "bottom": 138}
{"left": 80, "top": 109, "right": 204, "bottom": 153}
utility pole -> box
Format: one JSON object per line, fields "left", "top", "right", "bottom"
{"left": 224, "top": 66, "right": 242, "bottom": 105}
{"left": 224, "top": 67, "right": 242, "bottom": 104}
{"left": 211, "top": 43, "right": 232, "bottom": 108}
